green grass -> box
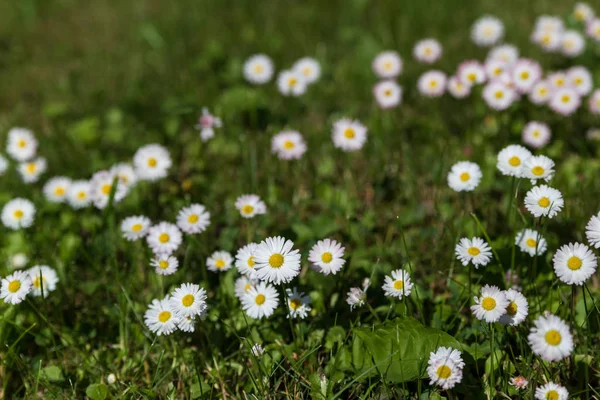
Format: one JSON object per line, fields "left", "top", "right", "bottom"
{"left": 1, "top": 0, "right": 600, "bottom": 398}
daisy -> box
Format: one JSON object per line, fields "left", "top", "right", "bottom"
{"left": 553, "top": 243, "right": 597, "bottom": 285}
{"left": 511, "top": 59, "right": 542, "bottom": 93}
{"left": 346, "top": 287, "right": 366, "bottom": 310}
{"left": 484, "top": 59, "right": 508, "bottom": 80}
{"left": 534, "top": 15, "right": 564, "bottom": 33}
{"left": 332, "top": 118, "right": 368, "bottom": 152}
{"left": 27, "top": 265, "right": 59, "bottom": 297}
{"left": 457, "top": 60, "right": 486, "bottom": 86}
{"left": 67, "top": 180, "right": 92, "bottom": 209}
{"left": 242, "top": 282, "right": 279, "bottom": 319}
{"left": 510, "top": 376, "right": 529, "bottom": 390}
{"left": 487, "top": 44, "right": 519, "bottom": 64}
{"left": 586, "top": 18, "right": 600, "bottom": 42}
{"left": 382, "top": 269, "right": 413, "bottom": 299}
{"left": 0, "top": 270, "right": 32, "bottom": 304}
{"left": 177, "top": 316, "right": 196, "bottom": 333}
{"left": 6, "top": 127, "right": 37, "bottom": 162}
{"left": 372, "top": 51, "right": 403, "bottom": 79}
{"left": 586, "top": 212, "right": 600, "bottom": 248}
{"left": 567, "top": 66, "right": 593, "bottom": 96}
{"left": 373, "top": 80, "right": 402, "bottom": 109}
{"left": 589, "top": 89, "right": 600, "bottom": 114}
{"left": 482, "top": 81, "right": 516, "bottom": 110}
{"left": 195, "top": 107, "right": 223, "bottom": 142}
{"left": 1, "top": 198, "right": 35, "bottom": 230}
{"left": 10, "top": 253, "right": 28, "bottom": 269}
{"left": 522, "top": 121, "right": 551, "bottom": 149}
{"left": 235, "top": 276, "right": 258, "bottom": 301}
{"left": 18, "top": 157, "right": 47, "bottom": 183}
{"left": 455, "top": 237, "right": 492, "bottom": 268}
{"left": 413, "top": 39, "right": 442, "bottom": 64}
{"left": 574, "top": 2, "right": 595, "bottom": 22}
{"left": 535, "top": 382, "right": 568, "bottom": 400}
{"left": 89, "top": 170, "right": 128, "bottom": 209}
{"left": 447, "top": 76, "right": 470, "bottom": 99}
{"left": 516, "top": 229, "right": 547, "bottom": 256}
{"left": 0, "top": 154, "right": 8, "bottom": 175}
{"left": 235, "top": 243, "right": 258, "bottom": 277}
{"left": 176, "top": 204, "right": 211, "bottom": 234}
{"left": 207, "top": 250, "right": 233, "bottom": 272}
{"left": 151, "top": 253, "right": 179, "bottom": 276}
{"left": 550, "top": 87, "right": 581, "bottom": 116}
{"left": 499, "top": 289, "right": 528, "bottom": 326}
{"left": 417, "top": 70, "right": 447, "bottom": 97}
{"left": 144, "top": 297, "right": 178, "bottom": 336}
{"left": 271, "top": 130, "right": 307, "bottom": 160}
{"left": 293, "top": 57, "right": 321, "bottom": 84}
{"left": 532, "top": 29, "right": 562, "bottom": 52}
{"left": 528, "top": 314, "right": 574, "bottom": 362}
{"left": 146, "top": 222, "right": 182, "bottom": 254}
{"left": 235, "top": 194, "right": 267, "bottom": 218}
{"left": 243, "top": 54, "right": 274, "bottom": 84}
{"left": 253, "top": 236, "right": 301, "bottom": 285}
{"left": 427, "top": 347, "right": 465, "bottom": 390}
{"left": 133, "top": 144, "right": 172, "bottom": 181}
{"left": 528, "top": 80, "right": 553, "bottom": 105}
{"left": 169, "top": 283, "right": 207, "bottom": 318}
{"left": 524, "top": 185, "right": 564, "bottom": 218}
{"left": 308, "top": 238, "right": 346, "bottom": 275}
{"left": 121, "top": 215, "right": 151, "bottom": 241}
{"left": 561, "top": 30, "right": 585, "bottom": 57}
{"left": 43, "top": 177, "right": 72, "bottom": 203}
{"left": 471, "top": 16, "right": 504, "bottom": 47}
{"left": 471, "top": 285, "right": 509, "bottom": 322}
{"left": 285, "top": 287, "right": 312, "bottom": 319}
{"left": 521, "top": 155, "right": 554, "bottom": 183}
{"left": 277, "top": 70, "right": 307, "bottom": 97}
{"left": 496, "top": 144, "right": 532, "bottom": 177}
{"left": 110, "top": 163, "right": 137, "bottom": 188}
{"left": 447, "top": 161, "right": 482, "bottom": 192}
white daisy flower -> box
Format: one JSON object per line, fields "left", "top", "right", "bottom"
{"left": 561, "top": 30, "right": 585, "bottom": 57}
{"left": 427, "top": 347, "right": 465, "bottom": 390}
{"left": 499, "top": 289, "right": 529, "bottom": 326}
{"left": 18, "top": 157, "right": 47, "bottom": 183}
{"left": 471, "top": 284, "right": 509, "bottom": 323}
{"left": 0, "top": 270, "right": 32, "bottom": 304}
{"left": 146, "top": 222, "right": 183, "bottom": 254}
{"left": 235, "top": 194, "right": 267, "bottom": 218}
{"left": 235, "top": 276, "right": 257, "bottom": 301}
{"left": 574, "top": 2, "right": 595, "bottom": 22}
{"left": 586, "top": 212, "right": 600, "bottom": 248}
{"left": 176, "top": 204, "right": 211, "bottom": 234}
{"left": 243, "top": 54, "right": 274, "bottom": 84}
{"left": 511, "top": 59, "right": 542, "bottom": 93}
{"left": 10, "top": 253, "right": 28, "bottom": 269}
{"left": 534, "top": 16, "right": 564, "bottom": 34}
{"left": 549, "top": 87, "right": 581, "bottom": 116}
{"left": 471, "top": 16, "right": 504, "bottom": 47}
{"left": 417, "top": 70, "right": 447, "bottom": 97}
{"left": 253, "top": 236, "right": 301, "bottom": 285}
{"left": 586, "top": 18, "right": 600, "bottom": 42}
{"left": 0, "top": 154, "right": 8, "bottom": 175}
{"left": 447, "top": 76, "right": 471, "bottom": 99}
{"left": 271, "top": 130, "right": 307, "bottom": 160}
{"left": 277, "top": 70, "right": 307, "bottom": 97}
{"left": 151, "top": 253, "right": 179, "bottom": 276}
{"left": 332, "top": 118, "right": 367, "bottom": 152}
{"left": 1, "top": 198, "right": 35, "bottom": 230}
{"left": 528, "top": 80, "right": 553, "bottom": 105}
{"left": 235, "top": 243, "right": 259, "bottom": 277}
{"left": 67, "top": 180, "right": 92, "bottom": 209}
{"left": 524, "top": 185, "right": 564, "bottom": 218}
{"left": 133, "top": 143, "right": 172, "bottom": 182}
{"left": 482, "top": 81, "right": 516, "bottom": 110}
{"left": 553, "top": 242, "right": 597, "bottom": 285}
{"left": 177, "top": 316, "right": 197, "bottom": 333}
{"left": 373, "top": 80, "right": 402, "bottom": 109}
{"left": 285, "top": 287, "right": 312, "bottom": 319}
{"left": 169, "top": 283, "right": 208, "bottom": 318}
{"left": 522, "top": 155, "right": 554, "bottom": 184}
{"left": 195, "top": 107, "right": 223, "bottom": 143}
{"left": 567, "top": 66, "right": 593, "bottom": 96}
{"left": 532, "top": 29, "right": 562, "bottom": 52}
{"left": 293, "top": 57, "right": 321, "bottom": 84}
{"left": 6, "top": 128, "right": 37, "bottom": 162}
{"left": 515, "top": 229, "right": 547, "bottom": 256}
{"left": 496, "top": 144, "right": 532, "bottom": 177}
{"left": 27, "top": 265, "right": 59, "bottom": 297}
{"left": 43, "top": 177, "right": 72, "bottom": 203}
{"left": 589, "top": 89, "right": 600, "bottom": 114}
{"left": 509, "top": 376, "right": 529, "bottom": 390}
{"left": 144, "top": 297, "right": 178, "bottom": 336}
{"left": 547, "top": 71, "right": 568, "bottom": 89}
{"left": 372, "top": 51, "right": 403, "bottom": 79}
{"left": 207, "top": 250, "right": 233, "bottom": 272}
{"left": 346, "top": 287, "right": 366, "bottom": 310}
{"left": 484, "top": 59, "right": 508, "bottom": 80}
{"left": 413, "top": 39, "right": 442, "bottom": 64}
{"left": 535, "top": 382, "right": 568, "bottom": 400}
{"left": 528, "top": 314, "right": 573, "bottom": 362}
{"left": 308, "top": 238, "right": 346, "bottom": 275}
{"left": 447, "top": 161, "right": 482, "bottom": 192}
{"left": 487, "top": 44, "right": 519, "bottom": 65}
{"left": 121, "top": 215, "right": 151, "bottom": 241}
{"left": 242, "top": 281, "right": 279, "bottom": 319}
{"left": 110, "top": 163, "right": 137, "bottom": 188}
{"left": 455, "top": 237, "right": 492, "bottom": 268}
{"left": 382, "top": 269, "right": 413, "bottom": 299}
{"left": 251, "top": 343, "right": 265, "bottom": 357}
{"left": 89, "top": 170, "right": 128, "bottom": 209}
{"left": 457, "top": 60, "right": 486, "bottom": 86}
{"left": 522, "top": 121, "right": 551, "bottom": 149}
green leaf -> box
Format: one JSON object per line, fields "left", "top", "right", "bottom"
{"left": 86, "top": 383, "right": 108, "bottom": 400}
{"left": 42, "top": 365, "right": 64, "bottom": 382}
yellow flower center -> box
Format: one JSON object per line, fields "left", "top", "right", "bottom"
{"left": 101, "top": 184, "right": 112, "bottom": 195}
{"left": 538, "top": 197, "right": 550, "bottom": 208}
{"left": 545, "top": 329, "right": 562, "bottom": 346}
{"left": 574, "top": 77, "right": 583, "bottom": 85}
{"left": 244, "top": 283, "right": 252, "bottom": 292}
{"left": 158, "top": 311, "right": 171, "bottom": 322}
{"left": 269, "top": 253, "right": 284, "bottom": 268}
{"left": 546, "top": 390, "right": 559, "bottom": 400}
{"left": 520, "top": 71, "right": 529, "bottom": 80}
{"left": 460, "top": 172, "right": 470, "bottom": 182}
{"left": 556, "top": 78, "right": 565, "bottom": 86}
{"left": 539, "top": 88, "right": 547, "bottom": 96}
{"left": 77, "top": 191, "right": 87, "bottom": 199}
{"left": 181, "top": 294, "right": 195, "bottom": 307}
{"left": 13, "top": 210, "right": 23, "bottom": 219}
{"left": 495, "top": 90, "right": 504, "bottom": 99}
{"left": 429, "top": 80, "right": 438, "bottom": 88}
{"left": 531, "top": 166, "right": 545, "bottom": 176}
{"left": 188, "top": 214, "right": 199, "bottom": 223}
{"left": 436, "top": 365, "right": 452, "bottom": 379}
{"left": 508, "top": 156, "right": 521, "bottom": 167}
{"left": 147, "top": 157, "right": 157, "bottom": 167}
{"left": 17, "top": 139, "right": 26, "bottom": 148}
{"left": 247, "top": 256, "right": 255, "bottom": 267}
{"left": 567, "top": 256, "right": 582, "bottom": 270}
{"left": 288, "top": 77, "right": 297, "bottom": 87}
{"left": 26, "top": 163, "right": 36, "bottom": 173}
{"left": 32, "top": 276, "right": 47, "bottom": 288}
{"left": 54, "top": 187, "right": 65, "bottom": 196}
{"left": 255, "top": 294, "right": 266, "bottom": 305}
{"left": 383, "top": 89, "right": 392, "bottom": 97}
{"left": 159, "top": 260, "right": 169, "bottom": 269}
{"left": 159, "top": 233, "right": 170, "bottom": 243}
{"left": 526, "top": 238, "right": 537, "bottom": 248}
{"left": 283, "top": 140, "right": 295, "bottom": 150}
{"left": 561, "top": 95, "right": 570, "bottom": 103}
{"left": 215, "top": 259, "right": 226, "bottom": 269}
{"left": 344, "top": 128, "right": 355, "bottom": 139}
{"left": 8, "top": 280, "right": 21, "bottom": 293}
{"left": 424, "top": 47, "right": 432, "bottom": 55}
{"left": 467, "top": 72, "right": 476, "bottom": 82}
{"left": 393, "top": 280, "right": 404, "bottom": 290}
{"left": 254, "top": 64, "right": 263, "bottom": 73}
{"left": 302, "top": 67, "right": 311, "bottom": 76}
{"left": 242, "top": 205, "right": 254, "bottom": 215}
{"left": 481, "top": 297, "right": 496, "bottom": 311}
{"left": 533, "top": 130, "right": 540, "bottom": 137}
{"left": 132, "top": 224, "right": 143, "bottom": 232}
{"left": 506, "top": 301, "right": 518, "bottom": 315}
{"left": 290, "top": 298, "right": 302, "bottom": 310}
{"left": 383, "top": 61, "right": 392, "bottom": 70}
{"left": 467, "top": 247, "right": 480, "bottom": 256}
{"left": 321, "top": 252, "right": 333, "bottom": 263}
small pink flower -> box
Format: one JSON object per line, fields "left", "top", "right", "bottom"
{"left": 509, "top": 376, "right": 528, "bottom": 389}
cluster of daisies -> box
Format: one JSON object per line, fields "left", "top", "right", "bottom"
{"left": 0, "top": 264, "right": 59, "bottom": 304}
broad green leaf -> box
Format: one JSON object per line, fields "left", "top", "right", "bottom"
{"left": 42, "top": 365, "right": 64, "bottom": 382}
{"left": 86, "top": 383, "right": 108, "bottom": 400}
